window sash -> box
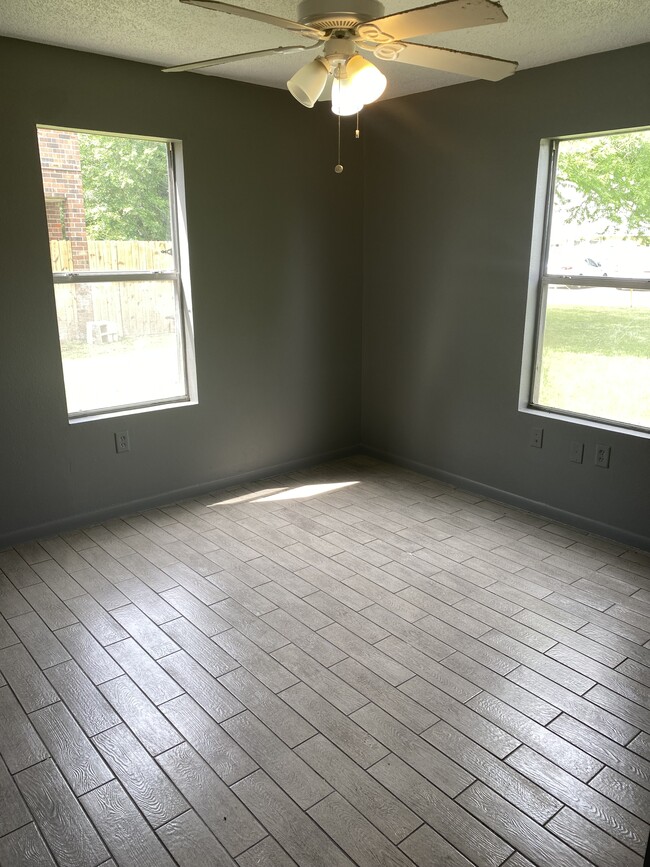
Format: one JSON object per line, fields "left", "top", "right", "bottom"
{"left": 53, "top": 270, "right": 177, "bottom": 283}
{"left": 528, "top": 136, "right": 650, "bottom": 433}
{"left": 39, "top": 131, "right": 194, "bottom": 419}
{"left": 58, "top": 273, "right": 191, "bottom": 419}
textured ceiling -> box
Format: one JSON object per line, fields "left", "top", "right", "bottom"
{"left": 2, "top": 0, "right": 649, "bottom": 100}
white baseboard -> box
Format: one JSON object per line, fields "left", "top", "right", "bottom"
{"left": 362, "top": 444, "right": 650, "bottom": 553}
{"left": 0, "top": 445, "right": 357, "bottom": 548}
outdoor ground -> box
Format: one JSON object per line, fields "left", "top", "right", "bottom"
{"left": 538, "top": 288, "right": 650, "bottom": 429}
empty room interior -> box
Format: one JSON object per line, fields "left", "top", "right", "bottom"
{"left": 0, "top": 0, "right": 649, "bottom": 865}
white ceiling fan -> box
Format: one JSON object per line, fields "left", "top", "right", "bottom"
{"left": 163, "top": 0, "right": 518, "bottom": 116}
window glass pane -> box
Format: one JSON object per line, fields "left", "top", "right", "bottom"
{"left": 548, "top": 130, "right": 650, "bottom": 280}
{"left": 37, "top": 129, "right": 174, "bottom": 273}
{"left": 536, "top": 284, "right": 650, "bottom": 429}
{"left": 55, "top": 281, "right": 187, "bottom": 415}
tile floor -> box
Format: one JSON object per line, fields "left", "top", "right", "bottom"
{"left": 0, "top": 456, "right": 649, "bottom": 866}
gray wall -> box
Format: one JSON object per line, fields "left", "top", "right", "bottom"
{"left": 361, "top": 43, "right": 650, "bottom": 547}
{"left": 1, "top": 36, "right": 648, "bottom": 548}
{"left": 0, "top": 37, "right": 363, "bottom": 543}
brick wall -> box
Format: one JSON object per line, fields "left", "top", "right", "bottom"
{"left": 37, "top": 129, "right": 89, "bottom": 270}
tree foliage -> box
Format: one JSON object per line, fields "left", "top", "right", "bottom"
{"left": 556, "top": 131, "right": 650, "bottom": 244}
{"left": 79, "top": 134, "right": 171, "bottom": 241}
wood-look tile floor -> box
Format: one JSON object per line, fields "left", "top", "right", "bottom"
{"left": 1, "top": 455, "right": 649, "bottom": 867}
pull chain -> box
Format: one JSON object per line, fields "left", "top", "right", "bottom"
{"left": 335, "top": 71, "right": 343, "bottom": 174}
{"left": 355, "top": 112, "right": 360, "bottom": 140}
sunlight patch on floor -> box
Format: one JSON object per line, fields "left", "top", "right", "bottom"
{"left": 256, "top": 481, "right": 359, "bottom": 502}
{"left": 209, "top": 480, "right": 359, "bottom": 507}
{"left": 209, "top": 487, "right": 288, "bottom": 506}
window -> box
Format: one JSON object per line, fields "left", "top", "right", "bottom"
{"left": 527, "top": 128, "right": 650, "bottom": 433}
{"left": 37, "top": 127, "right": 196, "bottom": 419}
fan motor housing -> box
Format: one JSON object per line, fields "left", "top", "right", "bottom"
{"left": 297, "top": 0, "right": 385, "bottom": 31}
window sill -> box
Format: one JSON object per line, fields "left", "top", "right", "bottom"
{"left": 520, "top": 404, "right": 650, "bottom": 440}
{"left": 68, "top": 397, "right": 198, "bottom": 425}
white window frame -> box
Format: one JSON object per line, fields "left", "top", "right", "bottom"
{"left": 39, "top": 126, "right": 197, "bottom": 422}
{"left": 522, "top": 129, "right": 650, "bottom": 436}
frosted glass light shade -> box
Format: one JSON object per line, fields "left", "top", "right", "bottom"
{"left": 345, "top": 54, "right": 387, "bottom": 105}
{"left": 287, "top": 58, "right": 329, "bottom": 108}
{"left": 331, "top": 75, "right": 364, "bottom": 116}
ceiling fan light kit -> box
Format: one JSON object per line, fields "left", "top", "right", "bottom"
{"left": 164, "top": 0, "right": 518, "bottom": 169}
{"left": 344, "top": 54, "right": 387, "bottom": 103}
{"left": 330, "top": 51, "right": 386, "bottom": 117}
{"left": 287, "top": 57, "right": 330, "bottom": 107}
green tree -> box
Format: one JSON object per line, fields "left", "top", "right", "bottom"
{"left": 556, "top": 131, "right": 650, "bottom": 244}
{"left": 79, "top": 134, "right": 171, "bottom": 240}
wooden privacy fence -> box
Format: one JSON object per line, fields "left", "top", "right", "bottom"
{"left": 50, "top": 239, "right": 173, "bottom": 272}
{"left": 50, "top": 240, "right": 176, "bottom": 342}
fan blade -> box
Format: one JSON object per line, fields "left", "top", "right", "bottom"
{"left": 179, "top": 0, "right": 326, "bottom": 39}
{"left": 163, "top": 45, "right": 314, "bottom": 73}
{"left": 376, "top": 41, "right": 517, "bottom": 81}
{"left": 360, "top": 0, "right": 507, "bottom": 43}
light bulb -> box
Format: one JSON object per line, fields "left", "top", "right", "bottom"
{"left": 331, "top": 74, "right": 364, "bottom": 116}
{"left": 345, "top": 54, "right": 387, "bottom": 105}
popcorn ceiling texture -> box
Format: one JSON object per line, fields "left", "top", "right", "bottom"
{"left": 1, "top": 0, "right": 649, "bottom": 99}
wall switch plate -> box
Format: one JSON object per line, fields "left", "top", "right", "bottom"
{"left": 114, "top": 431, "right": 130, "bottom": 453}
{"left": 570, "top": 441, "right": 584, "bottom": 463}
{"left": 529, "top": 427, "right": 543, "bottom": 449}
{"left": 595, "top": 444, "right": 610, "bottom": 468}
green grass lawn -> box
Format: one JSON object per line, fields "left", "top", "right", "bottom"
{"left": 543, "top": 306, "right": 650, "bottom": 358}
{"left": 538, "top": 305, "right": 650, "bottom": 428}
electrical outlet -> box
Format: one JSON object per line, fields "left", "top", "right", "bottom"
{"left": 529, "top": 427, "right": 543, "bottom": 449}
{"left": 595, "top": 444, "right": 610, "bottom": 468}
{"left": 569, "top": 441, "right": 584, "bottom": 464}
{"left": 114, "top": 431, "right": 130, "bottom": 453}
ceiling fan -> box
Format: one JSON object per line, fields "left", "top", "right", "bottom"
{"left": 163, "top": 0, "right": 518, "bottom": 116}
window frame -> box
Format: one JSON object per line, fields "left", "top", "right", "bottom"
{"left": 38, "top": 125, "right": 197, "bottom": 422}
{"left": 524, "top": 128, "right": 650, "bottom": 436}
